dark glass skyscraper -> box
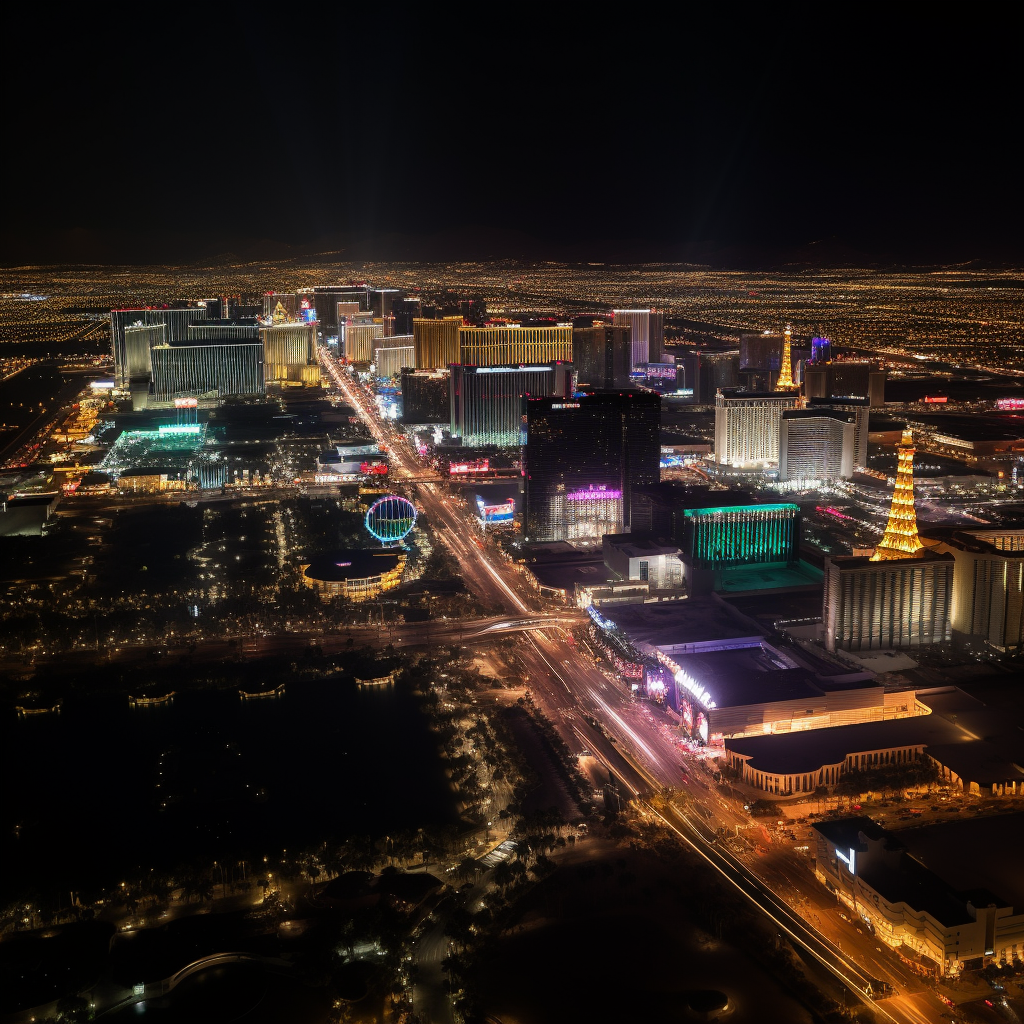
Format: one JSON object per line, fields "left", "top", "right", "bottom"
{"left": 572, "top": 325, "right": 631, "bottom": 389}
{"left": 313, "top": 286, "right": 373, "bottom": 333}
{"left": 522, "top": 390, "right": 660, "bottom": 542}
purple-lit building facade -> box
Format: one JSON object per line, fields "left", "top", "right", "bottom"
{"left": 522, "top": 390, "right": 661, "bottom": 543}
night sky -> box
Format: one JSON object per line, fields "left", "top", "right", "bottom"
{"left": 3, "top": 9, "right": 1019, "bottom": 265}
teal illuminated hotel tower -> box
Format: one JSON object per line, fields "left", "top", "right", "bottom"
{"left": 678, "top": 501, "right": 802, "bottom": 594}
{"left": 682, "top": 503, "right": 801, "bottom": 568}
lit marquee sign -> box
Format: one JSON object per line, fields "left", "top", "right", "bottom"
{"left": 158, "top": 424, "right": 201, "bottom": 435}
{"left": 836, "top": 847, "right": 856, "bottom": 874}
{"left": 550, "top": 403, "right": 580, "bottom": 410}
{"left": 996, "top": 398, "right": 1024, "bottom": 410}
{"left": 656, "top": 651, "right": 717, "bottom": 709}
{"left": 174, "top": 397, "right": 198, "bottom": 409}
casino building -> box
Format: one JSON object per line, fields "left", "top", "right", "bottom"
{"left": 595, "top": 600, "right": 890, "bottom": 744}
{"left": 261, "top": 322, "right": 320, "bottom": 384}
{"left": 925, "top": 527, "right": 1024, "bottom": 652}
{"left": 714, "top": 389, "right": 800, "bottom": 467}
{"left": 522, "top": 390, "right": 660, "bottom": 542}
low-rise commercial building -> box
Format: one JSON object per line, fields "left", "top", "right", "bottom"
{"left": 602, "top": 532, "right": 683, "bottom": 590}
{"left": 813, "top": 814, "right": 1024, "bottom": 974}
{"left": 724, "top": 687, "right": 1024, "bottom": 797}
{"left": 301, "top": 549, "right": 406, "bottom": 602}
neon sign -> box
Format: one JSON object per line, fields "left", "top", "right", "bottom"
{"left": 836, "top": 847, "right": 856, "bottom": 874}
{"left": 996, "top": 398, "right": 1024, "bottom": 410}
{"left": 566, "top": 487, "right": 621, "bottom": 501}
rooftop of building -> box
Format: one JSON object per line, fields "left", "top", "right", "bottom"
{"left": 525, "top": 548, "right": 613, "bottom": 592}
{"left": 634, "top": 482, "right": 759, "bottom": 511}
{"left": 727, "top": 687, "right": 1024, "bottom": 784}
{"left": 907, "top": 413, "right": 1024, "bottom": 442}
{"left": 158, "top": 338, "right": 262, "bottom": 349}
{"left": 720, "top": 590, "right": 826, "bottom": 630}
{"left": 813, "top": 817, "right": 980, "bottom": 927}
{"left": 303, "top": 549, "right": 404, "bottom": 583}
{"left": 603, "top": 532, "right": 681, "bottom": 559}
{"left": 921, "top": 525, "right": 1024, "bottom": 556}
{"left": 714, "top": 560, "right": 824, "bottom": 594}
{"left": 2, "top": 492, "right": 59, "bottom": 508}
{"left": 727, "top": 711, "right": 967, "bottom": 774}
{"left": 192, "top": 318, "right": 259, "bottom": 327}
{"left": 807, "top": 396, "right": 870, "bottom": 408}
{"left": 689, "top": 656, "right": 827, "bottom": 707}
{"left": 600, "top": 598, "right": 759, "bottom": 650}
{"left": 717, "top": 389, "right": 799, "bottom": 400}
{"left": 825, "top": 550, "right": 955, "bottom": 570}
{"left": 782, "top": 408, "right": 858, "bottom": 422}
{"left": 897, "top": 813, "right": 1024, "bottom": 913}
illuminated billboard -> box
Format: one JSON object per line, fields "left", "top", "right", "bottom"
{"left": 450, "top": 459, "right": 490, "bottom": 475}
{"left": 476, "top": 497, "right": 514, "bottom": 524}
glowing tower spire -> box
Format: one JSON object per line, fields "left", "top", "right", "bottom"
{"left": 775, "top": 326, "right": 797, "bottom": 390}
{"left": 871, "top": 428, "right": 924, "bottom": 560}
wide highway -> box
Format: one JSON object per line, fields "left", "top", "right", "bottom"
{"left": 319, "top": 347, "right": 946, "bottom": 1024}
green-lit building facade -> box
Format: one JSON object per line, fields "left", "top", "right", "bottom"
{"left": 681, "top": 504, "right": 801, "bottom": 569}
{"left": 677, "top": 502, "right": 813, "bottom": 594}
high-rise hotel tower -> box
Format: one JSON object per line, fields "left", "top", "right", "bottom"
{"left": 522, "top": 390, "right": 660, "bottom": 542}
{"left": 450, "top": 362, "right": 575, "bottom": 448}
{"left": 612, "top": 309, "right": 663, "bottom": 369}
{"left": 714, "top": 389, "right": 800, "bottom": 467}
{"left": 413, "top": 316, "right": 463, "bottom": 369}
{"left": 823, "top": 430, "right": 952, "bottom": 651}
{"left": 459, "top": 324, "right": 572, "bottom": 367}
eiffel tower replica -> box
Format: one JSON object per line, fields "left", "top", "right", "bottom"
{"left": 775, "top": 326, "right": 798, "bottom": 391}
{"left": 871, "top": 428, "right": 924, "bottom": 560}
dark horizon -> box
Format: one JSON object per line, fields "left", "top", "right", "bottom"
{"left": 4, "top": 231, "right": 1024, "bottom": 273}
{"left": 3, "top": 9, "right": 1019, "bottom": 269}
